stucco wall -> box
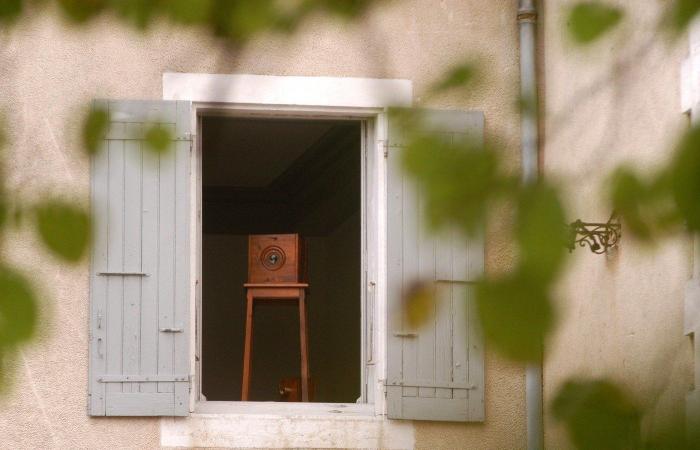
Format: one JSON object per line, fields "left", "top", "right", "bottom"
{"left": 541, "top": 0, "right": 694, "bottom": 448}
{"left": 0, "top": 1, "right": 524, "bottom": 449}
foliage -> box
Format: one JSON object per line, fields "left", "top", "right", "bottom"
{"left": 568, "top": 2, "right": 623, "bottom": 44}
{"left": 552, "top": 379, "right": 641, "bottom": 450}
{"left": 34, "top": 200, "right": 91, "bottom": 263}
{"left": 82, "top": 107, "right": 110, "bottom": 156}
{"left": 0, "top": 0, "right": 698, "bottom": 448}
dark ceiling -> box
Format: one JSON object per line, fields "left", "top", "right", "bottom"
{"left": 202, "top": 117, "right": 361, "bottom": 236}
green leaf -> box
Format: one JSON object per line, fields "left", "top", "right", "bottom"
{"left": 0, "top": 267, "right": 37, "bottom": 345}
{"left": 404, "top": 281, "right": 435, "bottom": 329}
{"left": 609, "top": 167, "right": 655, "bottom": 241}
{"left": 402, "top": 132, "right": 503, "bottom": 235}
{"left": 664, "top": 0, "right": 700, "bottom": 34}
{"left": 0, "top": 196, "right": 8, "bottom": 231}
{"left": 110, "top": 0, "right": 158, "bottom": 29}
{"left": 670, "top": 125, "right": 700, "bottom": 231}
{"left": 35, "top": 200, "right": 91, "bottom": 263}
{"left": 476, "top": 271, "right": 554, "bottom": 362}
{"left": 430, "top": 62, "right": 477, "bottom": 94}
{"left": 144, "top": 125, "right": 172, "bottom": 154}
{"left": 58, "top": 0, "right": 107, "bottom": 23}
{"left": 568, "top": 2, "right": 623, "bottom": 44}
{"left": 167, "top": 0, "right": 211, "bottom": 24}
{"left": 0, "top": 0, "right": 22, "bottom": 23}
{"left": 82, "top": 107, "right": 110, "bottom": 155}
{"left": 516, "top": 182, "right": 568, "bottom": 283}
{"left": 552, "top": 379, "right": 640, "bottom": 450}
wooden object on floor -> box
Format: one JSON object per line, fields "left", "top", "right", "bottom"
{"left": 279, "top": 377, "right": 315, "bottom": 402}
{"left": 241, "top": 234, "right": 310, "bottom": 402}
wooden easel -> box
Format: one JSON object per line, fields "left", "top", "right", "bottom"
{"left": 241, "top": 282, "right": 310, "bottom": 401}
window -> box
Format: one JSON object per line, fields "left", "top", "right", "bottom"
{"left": 88, "top": 74, "right": 485, "bottom": 429}
{"left": 199, "top": 116, "right": 363, "bottom": 403}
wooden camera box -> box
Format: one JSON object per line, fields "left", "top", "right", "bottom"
{"left": 248, "top": 234, "right": 307, "bottom": 284}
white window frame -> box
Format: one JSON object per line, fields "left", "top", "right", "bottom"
{"left": 161, "top": 73, "right": 414, "bottom": 449}
{"left": 682, "top": 18, "right": 700, "bottom": 443}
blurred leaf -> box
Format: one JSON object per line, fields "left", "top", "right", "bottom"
{"left": 609, "top": 167, "right": 656, "bottom": 241}
{"left": 0, "top": 0, "right": 22, "bottom": 23}
{"left": 405, "top": 281, "right": 435, "bottom": 328}
{"left": 0, "top": 267, "right": 37, "bottom": 345}
{"left": 568, "top": 2, "right": 623, "bottom": 44}
{"left": 110, "top": 0, "right": 158, "bottom": 29}
{"left": 218, "top": 0, "right": 276, "bottom": 40}
{"left": 0, "top": 197, "right": 6, "bottom": 231}
{"left": 144, "top": 125, "right": 172, "bottom": 154}
{"left": 167, "top": 0, "right": 211, "bottom": 24}
{"left": 82, "top": 107, "right": 110, "bottom": 155}
{"left": 476, "top": 271, "right": 554, "bottom": 362}
{"left": 517, "top": 94, "right": 537, "bottom": 118}
{"left": 664, "top": 0, "right": 700, "bottom": 34}
{"left": 516, "top": 182, "right": 568, "bottom": 283}
{"left": 35, "top": 200, "right": 90, "bottom": 263}
{"left": 313, "top": 0, "right": 374, "bottom": 18}
{"left": 402, "top": 132, "right": 503, "bottom": 235}
{"left": 430, "top": 62, "right": 477, "bottom": 94}
{"left": 669, "top": 124, "right": 700, "bottom": 231}
{"left": 552, "top": 379, "right": 640, "bottom": 450}
{"left": 58, "top": 0, "right": 107, "bottom": 23}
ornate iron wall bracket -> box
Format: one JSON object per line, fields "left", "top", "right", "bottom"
{"left": 567, "top": 214, "right": 621, "bottom": 254}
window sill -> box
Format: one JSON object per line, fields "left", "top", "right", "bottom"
{"left": 160, "top": 401, "right": 415, "bottom": 449}
{"left": 194, "top": 400, "right": 375, "bottom": 416}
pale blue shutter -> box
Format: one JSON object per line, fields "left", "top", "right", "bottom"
{"left": 89, "top": 100, "right": 192, "bottom": 416}
{"left": 386, "top": 110, "right": 485, "bottom": 422}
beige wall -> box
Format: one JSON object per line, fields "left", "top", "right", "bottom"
{"left": 541, "top": 0, "right": 694, "bottom": 448}
{"left": 0, "top": 1, "right": 525, "bottom": 449}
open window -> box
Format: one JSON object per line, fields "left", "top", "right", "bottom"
{"left": 87, "top": 90, "right": 485, "bottom": 426}
{"left": 198, "top": 116, "right": 364, "bottom": 403}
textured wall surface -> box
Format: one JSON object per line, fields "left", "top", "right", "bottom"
{"left": 0, "top": 1, "right": 524, "bottom": 449}
{"left": 541, "top": 0, "right": 694, "bottom": 448}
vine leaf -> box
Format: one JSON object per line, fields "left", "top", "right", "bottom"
{"left": 552, "top": 379, "right": 640, "bottom": 450}
{"left": 0, "top": 267, "right": 37, "bottom": 346}
{"left": 35, "top": 200, "right": 91, "bottom": 263}
{"left": 568, "top": 2, "right": 623, "bottom": 44}
{"left": 83, "top": 108, "right": 110, "bottom": 155}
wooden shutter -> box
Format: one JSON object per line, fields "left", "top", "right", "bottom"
{"left": 386, "top": 109, "right": 485, "bottom": 422}
{"left": 88, "top": 100, "right": 192, "bottom": 416}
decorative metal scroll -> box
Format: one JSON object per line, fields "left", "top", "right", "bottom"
{"left": 567, "top": 214, "right": 621, "bottom": 254}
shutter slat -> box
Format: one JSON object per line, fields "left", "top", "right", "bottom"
{"left": 416, "top": 189, "right": 436, "bottom": 399}
{"left": 386, "top": 118, "right": 405, "bottom": 415}
{"left": 89, "top": 100, "right": 191, "bottom": 416}
{"left": 122, "top": 134, "right": 143, "bottom": 394}
{"left": 386, "top": 109, "right": 484, "bottom": 422}
{"left": 89, "top": 100, "right": 110, "bottom": 415}
{"left": 434, "top": 229, "right": 453, "bottom": 400}
{"left": 157, "top": 143, "right": 176, "bottom": 395}
{"left": 106, "top": 137, "right": 125, "bottom": 398}
{"left": 173, "top": 101, "right": 191, "bottom": 411}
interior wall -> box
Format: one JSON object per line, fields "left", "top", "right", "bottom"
{"left": 202, "top": 211, "right": 361, "bottom": 402}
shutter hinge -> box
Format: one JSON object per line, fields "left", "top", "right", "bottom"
{"left": 379, "top": 139, "right": 388, "bottom": 158}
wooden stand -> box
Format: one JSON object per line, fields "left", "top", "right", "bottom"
{"left": 241, "top": 283, "right": 310, "bottom": 402}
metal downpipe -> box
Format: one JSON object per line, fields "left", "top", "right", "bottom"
{"left": 518, "top": 1, "right": 544, "bottom": 449}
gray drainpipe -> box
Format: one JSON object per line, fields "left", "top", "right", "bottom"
{"left": 518, "top": 1, "right": 544, "bottom": 450}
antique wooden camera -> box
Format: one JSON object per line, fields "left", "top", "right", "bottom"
{"left": 247, "top": 233, "right": 307, "bottom": 284}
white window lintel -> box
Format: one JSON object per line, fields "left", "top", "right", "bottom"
{"left": 163, "top": 72, "right": 412, "bottom": 109}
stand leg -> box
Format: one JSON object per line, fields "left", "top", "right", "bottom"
{"left": 299, "top": 290, "right": 310, "bottom": 402}
{"left": 241, "top": 291, "right": 254, "bottom": 401}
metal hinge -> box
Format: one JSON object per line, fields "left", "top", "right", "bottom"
{"left": 379, "top": 139, "right": 388, "bottom": 158}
